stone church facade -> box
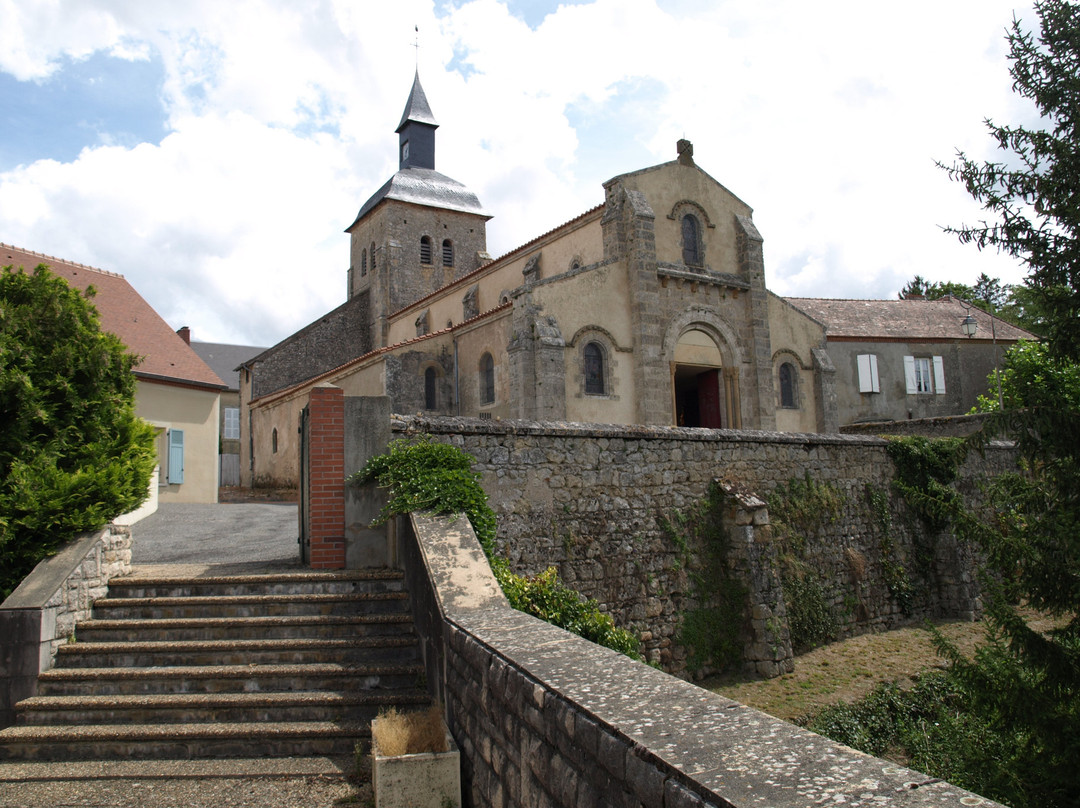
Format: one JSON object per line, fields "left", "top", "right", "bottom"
{"left": 239, "top": 73, "right": 1025, "bottom": 488}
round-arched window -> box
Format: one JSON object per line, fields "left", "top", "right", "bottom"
{"left": 779, "top": 362, "right": 797, "bottom": 408}
{"left": 584, "top": 342, "right": 605, "bottom": 395}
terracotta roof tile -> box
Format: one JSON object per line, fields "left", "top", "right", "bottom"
{"left": 784, "top": 296, "right": 1035, "bottom": 342}
{"left": 2, "top": 243, "right": 225, "bottom": 390}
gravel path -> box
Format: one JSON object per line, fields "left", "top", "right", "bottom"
{"left": 130, "top": 502, "right": 301, "bottom": 567}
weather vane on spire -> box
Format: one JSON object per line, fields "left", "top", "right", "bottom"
{"left": 413, "top": 25, "right": 419, "bottom": 68}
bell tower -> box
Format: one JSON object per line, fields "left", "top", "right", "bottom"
{"left": 345, "top": 71, "right": 492, "bottom": 348}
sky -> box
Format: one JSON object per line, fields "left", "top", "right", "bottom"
{"left": 0, "top": 0, "right": 1041, "bottom": 347}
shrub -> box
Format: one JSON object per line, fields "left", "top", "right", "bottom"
{"left": 0, "top": 265, "right": 156, "bottom": 599}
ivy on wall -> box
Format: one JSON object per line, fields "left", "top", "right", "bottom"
{"left": 661, "top": 481, "right": 747, "bottom": 672}
{"left": 766, "top": 473, "right": 843, "bottom": 653}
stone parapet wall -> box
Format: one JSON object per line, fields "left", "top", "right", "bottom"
{"left": 388, "top": 415, "right": 1015, "bottom": 676}
{"left": 0, "top": 525, "right": 132, "bottom": 726}
{"left": 403, "top": 511, "right": 1004, "bottom": 808}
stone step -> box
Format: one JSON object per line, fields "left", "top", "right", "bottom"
{"left": 91, "top": 591, "right": 410, "bottom": 620}
{"left": 35, "top": 662, "right": 425, "bottom": 697}
{"left": 16, "top": 689, "right": 431, "bottom": 726}
{"left": 54, "top": 636, "right": 421, "bottom": 668}
{"left": 107, "top": 570, "right": 405, "bottom": 599}
{"left": 0, "top": 721, "right": 370, "bottom": 761}
{"left": 74, "top": 613, "right": 414, "bottom": 642}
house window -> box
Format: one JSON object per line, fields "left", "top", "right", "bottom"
{"left": 857, "top": 354, "right": 880, "bottom": 393}
{"left": 425, "top": 367, "right": 437, "bottom": 410}
{"left": 779, "top": 362, "right": 797, "bottom": 408}
{"left": 681, "top": 214, "right": 703, "bottom": 267}
{"left": 370, "top": 241, "right": 376, "bottom": 270}
{"left": 584, "top": 342, "right": 605, "bottom": 395}
{"left": 442, "top": 239, "right": 454, "bottom": 267}
{"left": 272, "top": 427, "right": 278, "bottom": 454}
{"left": 361, "top": 248, "right": 367, "bottom": 277}
{"left": 479, "top": 352, "right": 495, "bottom": 405}
{"left": 420, "top": 236, "right": 433, "bottom": 265}
{"left": 904, "top": 356, "right": 946, "bottom": 395}
{"left": 224, "top": 407, "right": 240, "bottom": 440}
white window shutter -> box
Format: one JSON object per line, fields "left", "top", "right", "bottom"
{"left": 857, "top": 354, "right": 880, "bottom": 393}
{"left": 168, "top": 429, "right": 185, "bottom": 484}
{"left": 904, "top": 356, "right": 917, "bottom": 394}
{"left": 933, "top": 356, "right": 946, "bottom": 394}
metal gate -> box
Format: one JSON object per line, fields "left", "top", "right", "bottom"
{"left": 298, "top": 404, "right": 310, "bottom": 564}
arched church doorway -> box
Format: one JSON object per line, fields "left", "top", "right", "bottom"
{"left": 672, "top": 329, "right": 737, "bottom": 428}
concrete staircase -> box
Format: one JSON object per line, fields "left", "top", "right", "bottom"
{"left": 0, "top": 570, "right": 429, "bottom": 761}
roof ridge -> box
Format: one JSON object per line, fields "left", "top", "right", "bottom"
{"left": 252, "top": 302, "right": 513, "bottom": 407}
{"left": 1, "top": 242, "right": 124, "bottom": 278}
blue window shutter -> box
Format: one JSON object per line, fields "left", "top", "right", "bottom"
{"left": 168, "top": 429, "right": 185, "bottom": 484}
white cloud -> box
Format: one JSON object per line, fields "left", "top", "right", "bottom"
{"left": 0, "top": 0, "right": 1044, "bottom": 346}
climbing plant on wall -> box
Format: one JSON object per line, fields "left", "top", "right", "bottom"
{"left": 662, "top": 481, "right": 748, "bottom": 672}
{"left": 766, "top": 473, "right": 844, "bottom": 653}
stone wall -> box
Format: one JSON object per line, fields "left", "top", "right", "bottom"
{"left": 402, "top": 511, "right": 1004, "bottom": 808}
{"left": 0, "top": 525, "right": 132, "bottom": 726}
{"left": 387, "top": 414, "right": 1014, "bottom": 676}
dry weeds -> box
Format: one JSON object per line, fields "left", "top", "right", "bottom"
{"left": 372, "top": 704, "right": 448, "bottom": 757}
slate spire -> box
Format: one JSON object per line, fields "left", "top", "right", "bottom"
{"left": 396, "top": 71, "right": 437, "bottom": 170}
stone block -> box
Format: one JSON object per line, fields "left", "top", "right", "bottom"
{"left": 624, "top": 749, "right": 666, "bottom": 805}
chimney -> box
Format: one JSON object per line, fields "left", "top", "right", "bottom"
{"left": 177, "top": 326, "right": 191, "bottom": 345}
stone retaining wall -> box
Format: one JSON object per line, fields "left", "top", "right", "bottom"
{"left": 388, "top": 414, "right": 1014, "bottom": 676}
{"left": 403, "top": 511, "right": 1004, "bottom": 808}
{"left": 0, "top": 526, "right": 132, "bottom": 726}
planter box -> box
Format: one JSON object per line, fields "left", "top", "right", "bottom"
{"left": 372, "top": 720, "right": 461, "bottom": 808}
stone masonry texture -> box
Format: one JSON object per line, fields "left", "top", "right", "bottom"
{"left": 386, "top": 414, "right": 1014, "bottom": 677}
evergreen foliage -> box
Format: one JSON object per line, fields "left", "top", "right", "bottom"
{"left": 840, "top": 5, "right": 1080, "bottom": 802}
{"left": 939, "top": 0, "right": 1080, "bottom": 362}
{"left": 0, "top": 265, "right": 156, "bottom": 599}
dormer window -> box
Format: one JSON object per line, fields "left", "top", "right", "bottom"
{"left": 401, "top": 140, "right": 410, "bottom": 163}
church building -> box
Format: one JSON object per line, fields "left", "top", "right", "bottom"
{"left": 238, "top": 73, "right": 1026, "bottom": 488}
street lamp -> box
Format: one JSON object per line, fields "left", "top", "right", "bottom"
{"left": 958, "top": 301, "right": 1004, "bottom": 411}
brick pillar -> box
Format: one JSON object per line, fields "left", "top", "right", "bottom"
{"left": 307, "top": 384, "right": 346, "bottom": 569}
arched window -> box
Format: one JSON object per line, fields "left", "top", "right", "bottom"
{"left": 584, "top": 342, "right": 605, "bottom": 395}
{"left": 442, "top": 239, "right": 454, "bottom": 267}
{"left": 779, "top": 362, "right": 797, "bottom": 408}
{"left": 681, "top": 214, "right": 703, "bottom": 267}
{"left": 361, "top": 248, "right": 367, "bottom": 276}
{"left": 479, "top": 352, "right": 495, "bottom": 405}
{"left": 271, "top": 428, "right": 278, "bottom": 454}
{"left": 424, "top": 367, "right": 438, "bottom": 410}
{"left": 370, "top": 241, "right": 376, "bottom": 270}
{"left": 420, "top": 236, "right": 433, "bottom": 265}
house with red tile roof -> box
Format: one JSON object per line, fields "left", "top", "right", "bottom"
{"left": 2, "top": 244, "right": 226, "bottom": 506}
